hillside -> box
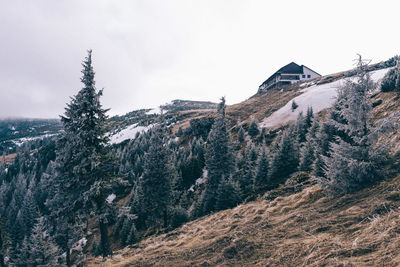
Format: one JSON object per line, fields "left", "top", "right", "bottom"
{"left": 2, "top": 56, "right": 399, "bottom": 267}
{"left": 0, "top": 118, "right": 61, "bottom": 154}
{"left": 83, "top": 67, "right": 400, "bottom": 266}
{"left": 86, "top": 174, "right": 400, "bottom": 266}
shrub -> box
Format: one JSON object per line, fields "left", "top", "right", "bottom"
{"left": 291, "top": 100, "right": 298, "bottom": 111}
{"left": 169, "top": 207, "right": 189, "bottom": 229}
{"left": 247, "top": 119, "right": 260, "bottom": 137}
{"left": 381, "top": 67, "right": 400, "bottom": 92}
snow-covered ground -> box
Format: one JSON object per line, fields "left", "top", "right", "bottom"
{"left": 10, "top": 133, "right": 58, "bottom": 146}
{"left": 109, "top": 123, "right": 153, "bottom": 144}
{"left": 261, "top": 68, "right": 391, "bottom": 129}
{"left": 146, "top": 106, "right": 162, "bottom": 115}
{"left": 106, "top": 193, "right": 116, "bottom": 203}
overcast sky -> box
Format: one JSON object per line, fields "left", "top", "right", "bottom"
{"left": 1, "top": 0, "right": 399, "bottom": 118}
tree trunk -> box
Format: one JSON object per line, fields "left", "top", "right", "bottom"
{"left": 66, "top": 247, "right": 71, "bottom": 267}
{"left": 99, "top": 219, "right": 112, "bottom": 258}
{"left": 163, "top": 209, "right": 168, "bottom": 228}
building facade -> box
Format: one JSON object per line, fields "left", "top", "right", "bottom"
{"left": 259, "top": 62, "right": 321, "bottom": 91}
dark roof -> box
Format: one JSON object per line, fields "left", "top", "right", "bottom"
{"left": 259, "top": 62, "right": 321, "bottom": 89}
{"left": 276, "top": 62, "right": 303, "bottom": 74}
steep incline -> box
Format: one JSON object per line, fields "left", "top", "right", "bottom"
{"left": 86, "top": 175, "right": 400, "bottom": 266}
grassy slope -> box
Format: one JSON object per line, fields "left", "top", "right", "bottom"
{"left": 85, "top": 91, "right": 400, "bottom": 266}
{"left": 86, "top": 175, "right": 400, "bottom": 266}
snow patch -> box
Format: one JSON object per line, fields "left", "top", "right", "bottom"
{"left": 109, "top": 123, "right": 153, "bottom": 144}
{"left": 106, "top": 193, "right": 116, "bottom": 203}
{"left": 261, "top": 68, "right": 391, "bottom": 129}
{"left": 11, "top": 133, "right": 58, "bottom": 146}
{"left": 71, "top": 237, "right": 87, "bottom": 252}
{"left": 146, "top": 106, "right": 162, "bottom": 115}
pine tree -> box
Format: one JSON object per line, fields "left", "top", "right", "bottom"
{"left": 305, "top": 106, "right": 314, "bottom": 129}
{"left": 295, "top": 112, "right": 307, "bottom": 143}
{"left": 177, "top": 126, "right": 184, "bottom": 137}
{"left": 269, "top": 128, "right": 300, "bottom": 183}
{"left": 299, "top": 139, "right": 315, "bottom": 172}
{"left": 0, "top": 216, "right": 9, "bottom": 267}
{"left": 253, "top": 147, "right": 270, "bottom": 193}
{"left": 21, "top": 189, "right": 39, "bottom": 234}
{"left": 131, "top": 123, "right": 172, "bottom": 229}
{"left": 291, "top": 100, "right": 298, "bottom": 111}
{"left": 17, "top": 218, "right": 59, "bottom": 266}
{"left": 199, "top": 97, "right": 233, "bottom": 215}
{"left": 238, "top": 144, "right": 258, "bottom": 199}
{"left": 248, "top": 119, "right": 260, "bottom": 138}
{"left": 47, "top": 50, "right": 114, "bottom": 264}
{"left": 299, "top": 117, "right": 319, "bottom": 172}
{"left": 381, "top": 61, "right": 400, "bottom": 92}
{"left": 238, "top": 126, "right": 245, "bottom": 143}
{"left": 322, "top": 56, "right": 387, "bottom": 193}
{"left": 215, "top": 177, "right": 241, "bottom": 211}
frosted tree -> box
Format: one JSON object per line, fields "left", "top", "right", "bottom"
{"left": 305, "top": 106, "right": 314, "bottom": 129}
{"left": 47, "top": 50, "right": 114, "bottom": 264}
{"left": 16, "top": 218, "right": 59, "bottom": 266}
{"left": 238, "top": 144, "right": 258, "bottom": 199}
{"left": 131, "top": 123, "right": 172, "bottom": 229}
{"left": 238, "top": 126, "right": 245, "bottom": 143}
{"left": 299, "top": 119, "right": 319, "bottom": 172}
{"left": 19, "top": 188, "right": 39, "bottom": 237}
{"left": 0, "top": 215, "right": 9, "bottom": 267}
{"left": 299, "top": 139, "right": 315, "bottom": 172}
{"left": 322, "top": 56, "right": 387, "bottom": 193}
{"left": 381, "top": 60, "right": 400, "bottom": 92}
{"left": 199, "top": 97, "right": 233, "bottom": 214}
{"left": 295, "top": 112, "right": 307, "bottom": 143}
{"left": 248, "top": 118, "right": 260, "bottom": 137}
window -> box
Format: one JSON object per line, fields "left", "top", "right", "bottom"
{"left": 302, "top": 75, "right": 306, "bottom": 78}
{"left": 307, "top": 75, "right": 311, "bottom": 78}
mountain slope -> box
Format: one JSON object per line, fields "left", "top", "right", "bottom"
{"left": 84, "top": 63, "right": 400, "bottom": 266}
{"left": 86, "top": 174, "right": 400, "bottom": 266}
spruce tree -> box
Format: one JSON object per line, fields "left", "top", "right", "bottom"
{"left": 199, "top": 97, "right": 233, "bottom": 215}
{"left": 299, "top": 119, "right": 319, "bottom": 172}
{"left": 381, "top": 61, "right": 400, "bottom": 92}
{"left": 253, "top": 147, "right": 270, "bottom": 193}
{"left": 296, "top": 112, "right": 307, "bottom": 143}
{"left": 248, "top": 118, "right": 260, "bottom": 138}
{"left": 238, "top": 126, "right": 245, "bottom": 143}
{"left": 17, "top": 218, "right": 59, "bottom": 266}
{"left": 238, "top": 144, "right": 258, "bottom": 199}
{"left": 215, "top": 177, "right": 241, "bottom": 211}
{"left": 0, "top": 216, "right": 9, "bottom": 267}
{"left": 269, "top": 128, "right": 300, "bottom": 183}
{"left": 322, "top": 56, "right": 387, "bottom": 193}
{"left": 299, "top": 139, "right": 315, "bottom": 172}
{"left": 305, "top": 106, "right": 314, "bottom": 129}
{"left": 47, "top": 50, "right": 114, "bottom": 264}
{"left": 291, "top": 100, "right": 298, "bottom": 111}
{"left": 131, "top": 123, "right": 172, "bottom": 229}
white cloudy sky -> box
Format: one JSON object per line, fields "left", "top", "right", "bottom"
{"left": 0, "top": 0, "right": 399, "bottom": 118}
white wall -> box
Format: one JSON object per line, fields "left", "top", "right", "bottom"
{"left": 301, "top": 66, "right": 321, "bottom": 81}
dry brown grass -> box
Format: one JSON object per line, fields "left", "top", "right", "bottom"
{"left": 3, "top": 153, "right": 17, "bottom": 164}
{"left": 226, "top": 88, "right": 301, "bottom": 126}
{"left": 84, "top": 175, "right": 400, "bottom": 267}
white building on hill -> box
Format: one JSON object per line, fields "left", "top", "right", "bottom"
{"left": 259, "top": 62, "right": 321, "bottom": 91}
